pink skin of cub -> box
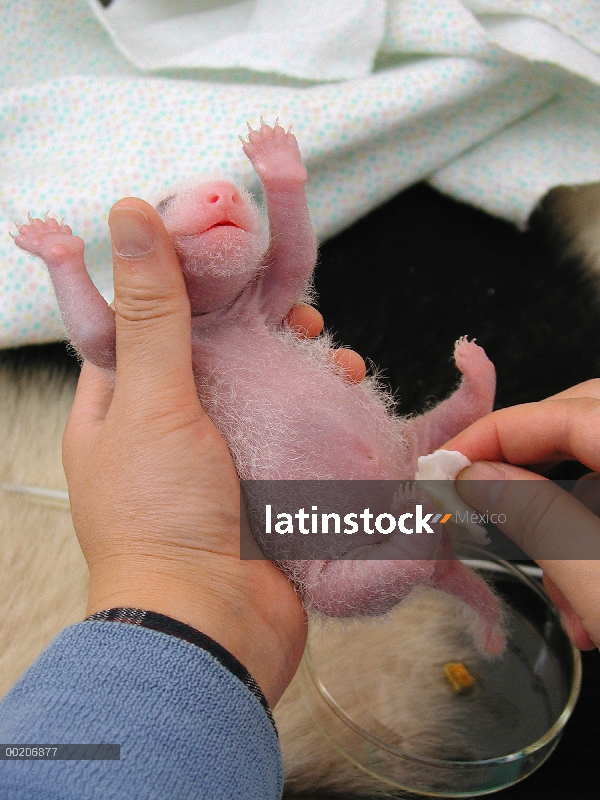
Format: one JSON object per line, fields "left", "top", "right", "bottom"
{"left": 13, "top": 121, "right": 503, "bottom": 655}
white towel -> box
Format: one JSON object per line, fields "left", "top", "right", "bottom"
{"left": 88, "top": 0, "right": 387, "bottom": 80}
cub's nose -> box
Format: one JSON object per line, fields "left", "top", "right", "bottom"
{"left": 198, "top": 181, "right": 241, "bottom": 206}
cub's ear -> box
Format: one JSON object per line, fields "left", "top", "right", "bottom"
{"left": 156, "top": 194, "right": 177, "bottom": 216}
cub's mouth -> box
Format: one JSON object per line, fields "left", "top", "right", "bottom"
{"left": 207, "top": 221, "right": 240, "bottom": 229}
{"left": 199, "top": 220, "right": 246, "bottom": 235}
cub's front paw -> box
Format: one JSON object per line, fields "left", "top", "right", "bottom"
{"left": 241, "top": 117, "right": 307, "bottom": 187}
{"left": 12, "top": 214, "right": 84, "bottom": 265}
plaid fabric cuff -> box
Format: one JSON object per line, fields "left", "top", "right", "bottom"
{"left": 85, "top": 608, "right": 275, "bottom": 730}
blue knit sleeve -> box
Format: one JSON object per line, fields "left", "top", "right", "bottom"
{"left": 0, "top": 621, "right": 284, "bottom": 799}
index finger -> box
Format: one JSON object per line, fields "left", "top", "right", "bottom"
{"left": 63, "top": 360, "right": 114, "bottom": 469}
{"left": 69, "top": 360, "right": 114, "bottom": 427}
{"left": 444, "top": 397, "right": 600, "bottom": 471}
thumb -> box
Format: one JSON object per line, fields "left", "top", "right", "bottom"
{"left": 108, "top": 198, "right": 197, "bottom": 410}
{"left": 456, "top": 461, "right": 600, "bottom": 561}
{"left": 456, "top": 461, "right": 600, "bottom": 647}
{"left": 542, "top": 573, "right": 595, "bottom": 650}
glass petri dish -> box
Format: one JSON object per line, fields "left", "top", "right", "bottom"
{"left": 300, "top": 545, "right": 581, "bottom": 797}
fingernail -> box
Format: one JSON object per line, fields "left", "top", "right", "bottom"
{"left": 559, "top": 610, "right": 575, "bottom": 642}
{"left": 109, "top": 207, "right": 154, "bottom": 257}
{"left": 456, "top": 461, "right": 507, "bottom": 507}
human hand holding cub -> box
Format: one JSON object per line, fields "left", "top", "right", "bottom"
{"left": 62, "top": 198, "right": 310, "bottom": 708}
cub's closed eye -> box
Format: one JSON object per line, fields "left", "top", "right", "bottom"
{"left": 156, "top": 194, "right": 176, "bottom": 215}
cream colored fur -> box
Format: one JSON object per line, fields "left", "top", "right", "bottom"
{"left": 0, "top": 357, "right": 87, "bottom": 699}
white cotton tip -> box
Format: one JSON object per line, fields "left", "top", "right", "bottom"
{"left": 415, "top": 450, "right": 490, "bottom": 545}
{"left": 415, "top": 449, "right": 471, "bottom": 481}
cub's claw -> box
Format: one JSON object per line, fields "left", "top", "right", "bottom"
{"left": 453, "top": 337, "right": 488, "bottom": 373}
{"left": 13, "top": 214, "right": 82, "bottom": 263}
{"left": 241, "top": 117, "right": 307, "bottom": 186}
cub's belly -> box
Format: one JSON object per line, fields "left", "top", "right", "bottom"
{"left": 193, "top": 344, "right": 408, "bottom": 480}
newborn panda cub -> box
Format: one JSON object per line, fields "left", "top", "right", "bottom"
{"left": 14, "top": 120, "right": 503, "bottom": 655}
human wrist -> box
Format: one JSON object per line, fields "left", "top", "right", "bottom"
{"left": 86, "top": 554, "right": 306, "bottom": 707}
{"left": 85, "top": 554, "right": 260, "bottom": 669}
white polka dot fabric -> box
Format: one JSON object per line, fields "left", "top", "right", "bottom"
{"left": 1, "top": 0, "right": 600, "bottom": 347}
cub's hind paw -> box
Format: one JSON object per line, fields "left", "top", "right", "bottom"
{"left": 454, "top": 337, "right": 489, "bottom": 373}
{"left": 453, "top": 336, "right": 496, "bottom": 410}
{"left": 12, "top": 214, "right": 84, "bottom": 264}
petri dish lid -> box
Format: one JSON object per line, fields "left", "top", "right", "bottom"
{"left": 301, "top": 545, "right": 581, "bottom": 797}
